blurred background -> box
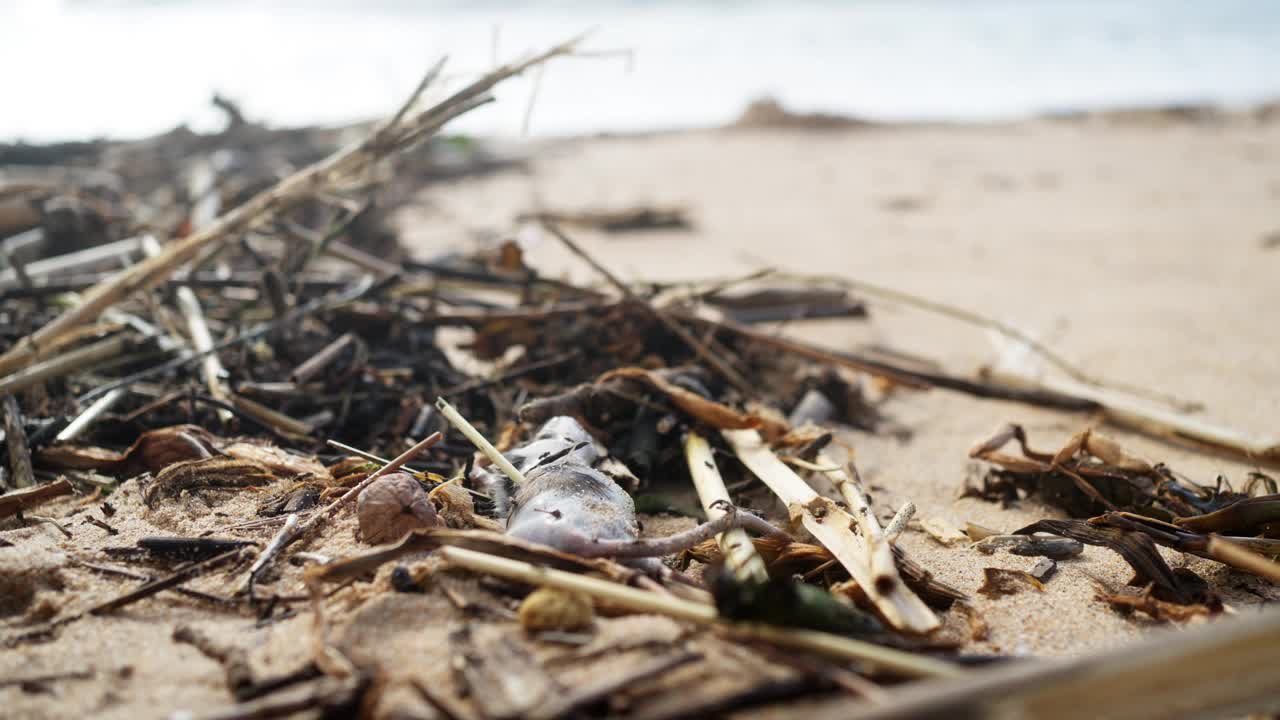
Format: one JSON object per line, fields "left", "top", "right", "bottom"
{"left": 4, "top": 0, "right": 1280, "bottom": 141}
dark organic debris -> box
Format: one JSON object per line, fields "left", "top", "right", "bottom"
{"left": 969, "top": 424, "right": 1248, "bottom": 520}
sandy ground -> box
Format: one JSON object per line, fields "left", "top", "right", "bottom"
{"left": 406, "top": 113, "right": 1280, "bottom": 656}
{"left": 3, "top": 114, "right": 1279, "bottom": 718}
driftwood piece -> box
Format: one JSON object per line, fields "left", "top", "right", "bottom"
{"left": 722, "top": 429, "right": 939, "bottom": 634}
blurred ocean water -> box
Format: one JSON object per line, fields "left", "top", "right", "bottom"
{"left": 3, "top": 0, "right": 1279, "bottom": 141}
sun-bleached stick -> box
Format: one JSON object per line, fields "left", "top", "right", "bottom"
{"left": 722, "top": 429, "right": 939, "bottom": 634}
{"left": 436, "top": 397, "right": 525, "bottom": 485}
{"left": 436, "top": 544, "right": 959, "bottom": 679}
{"left": 684, "top": 431, "right": 769, "bottom": 584}
{"left": 817, "top": 452, "right": 900, "bottom": 595}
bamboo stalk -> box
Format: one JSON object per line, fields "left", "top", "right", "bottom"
{"left": 722, "top": 429, "right": 939, "bottom": 634}
{"left": 684, "top": 431, "right": 769, "bottom": 584}
{"left": 436, "top": 544, "right": 960, "bottom": 679}
{"left": 818, "top": 453, "right": 899, "bottom": 594}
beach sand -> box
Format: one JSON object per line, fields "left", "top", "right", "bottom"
{"left": 3, "top": 112, "right": 1279, "bottom": 717}
{"left": 405, "top": 112, "right": 1280, "bottom": 656}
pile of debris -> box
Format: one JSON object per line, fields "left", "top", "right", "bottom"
{"left": 2, "top": 37, "right": 1278, "bottom": 720}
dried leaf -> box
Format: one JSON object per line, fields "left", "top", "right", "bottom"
{"left": 599, "top": 367, "right": 784, "bottom": 433}
{"left": 977, "top": 567, "right": 1044, "bottom": 598}
{"left": 143, "top": 457, "right": 276, "bottom": 506}
{"left": 1093, "top": 582, "right": 1215, "bottom": 623}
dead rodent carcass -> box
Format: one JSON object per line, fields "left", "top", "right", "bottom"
{"left": 470, "top": 416, "right": 655, "bottom": 569}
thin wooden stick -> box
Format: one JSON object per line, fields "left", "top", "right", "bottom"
{"left": 228, "top": 394, "right": 314, "bottom": 437}
{"left": 773, "top": 271, "right": 1201, "bottom": 412}
{"left": 436, "top": 396, "right": 525, "bottom": 485}
{"left": 56, "top": 387, "right": 128, "bottom": 442}
{"left": 324, "top": 439, "right": 490, "bottom": 500}
{"left": 88, "top": 548, "right": 243, "bottom": 616}
{"left": 988, "top": 363, "right": 1280, "bottom": 467}
{"left": 818, "top": 453, "right": 899, "bottom": 594}
{"left": 684, "top": 431, "right": 769, "bottom": 584}
{"left": 722, "top": 429, "right": 939, "bottom": 634}
{"left": 543, "top": 221, "right": 755, "bottom": 396}
{"left": 1207, "top": 535, "right": 1280, "bottom": 583}
{"left": 437, "top": 544, "right": 959, "bottom": 679}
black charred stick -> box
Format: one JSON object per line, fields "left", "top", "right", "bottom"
{"left": 139, "top": 536, "right": 258, "bottom": 562}
{"left": 1, "top": 394, "right": 34, "bottom": 489}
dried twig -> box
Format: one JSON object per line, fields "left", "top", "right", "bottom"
{"left": 543, "top": 221, "right": 755, "bottom": 396}
{"left": 818, "top": 454, "right": 899, "bottom": 594}
{"left": 436, "top": 544, "right": 959, "bottom": 679}
{"left": 436, "top": 396, "right": 524, "bottom": 485}
{"left": 88, "top": 548, "right": 244, "bottom": 616}
{"left": 1206, "top": 535, "right": 1280, "bottom": 584}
